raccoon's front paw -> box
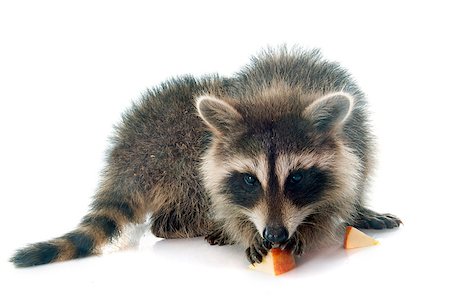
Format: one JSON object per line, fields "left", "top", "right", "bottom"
{"left": 354, "top": 209, "right": 402, "bottom": 230}
{"left": 246, "top": 235, "right": 272, "bottom": 264}
{"left": 280, "top": 232, "right": 304, "bottom": 256}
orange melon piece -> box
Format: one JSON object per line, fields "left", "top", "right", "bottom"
{"left": 344, "top": 226, "right": 379, "bottom": 249}
{"left": 249, "top": 248, "right": 296, "bottom": 276}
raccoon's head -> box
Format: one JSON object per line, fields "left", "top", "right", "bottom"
{"left": 196, "top": 90, "right": 362, "bottom": 245}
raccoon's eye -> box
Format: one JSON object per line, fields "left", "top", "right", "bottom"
{"left": 243, "top": 174, "right": 257, "bottom": 186}
{"left": 288, "top": 172, "right": 303, "bottom": 185}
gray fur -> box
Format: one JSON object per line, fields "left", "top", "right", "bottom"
{"left": 11, "top": 47, "right": 401, "bottom": 267}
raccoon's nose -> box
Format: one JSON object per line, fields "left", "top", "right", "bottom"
{"left": 263, "top": 226, "right": 289, "bottom": 243}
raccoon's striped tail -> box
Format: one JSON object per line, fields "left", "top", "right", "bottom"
{"left": 10, "top": 200, "right": 138, "bottom": 268}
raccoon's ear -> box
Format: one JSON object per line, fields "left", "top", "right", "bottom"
{"left": 303, "top": 92, "right": 354, "bottom": 132}
{"left": 196, "top": 95, "right": 243, "bottom": 136}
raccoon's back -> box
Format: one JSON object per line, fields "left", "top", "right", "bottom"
{"left": 107, "top": 75, "right": 230, "bottom": 189}
{"left": 234, "top": 47, "right": 361, "bottom": 96}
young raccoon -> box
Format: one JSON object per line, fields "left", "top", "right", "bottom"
{"left": 11, "top": 47, "right": 401, "bottom": 267}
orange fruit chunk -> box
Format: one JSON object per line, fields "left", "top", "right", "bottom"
{"left": 344, "top": 226, "right": 379, "bottom": 249}
{"left": 249, "top": 248, "right": 296, "bottom": 276}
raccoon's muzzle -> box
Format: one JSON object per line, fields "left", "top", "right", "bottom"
{"left": 263, "top": 226, "right": 289, "bottom": 243}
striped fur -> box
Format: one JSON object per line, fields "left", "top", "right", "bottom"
{"left": 11, "top": 47, "right": 401, "bottom": 267}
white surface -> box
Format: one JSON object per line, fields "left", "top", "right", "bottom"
{"left": 1, "top": 1, "right": 449, "bottom": 305}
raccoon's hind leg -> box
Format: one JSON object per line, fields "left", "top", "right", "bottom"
{"left": 150, "top": 208, "right": 196, "bottom": 239}
{"left": 352, "top": 206, "right": 402, "bottom": 229}
{"left": 205, "top": 224, "right": 235, "bottom": 246}
{"left": 149, "top": 185, "right": 212, "bottom": 239}
{"left": 150, "top": 209, "right": 211, "bottom": 239}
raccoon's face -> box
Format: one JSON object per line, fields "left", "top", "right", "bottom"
{"left": 196, "top": 91, "right": 361, "bottom": 244}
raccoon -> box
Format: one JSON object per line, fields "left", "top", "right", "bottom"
{"left": 10, "top": 47, "right": 401, "bottom": 267}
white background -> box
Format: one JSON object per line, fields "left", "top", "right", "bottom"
{"left": 1, "top": 0, "right": 449, "bottom": 305}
